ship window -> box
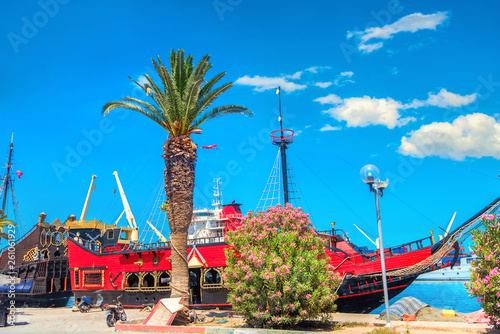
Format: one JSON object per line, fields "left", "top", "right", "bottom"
{"left": 84, "top": 271, "right": 103, "bottom": 287}
{"left": 41, "top": 249, "right": 49, "bottom": 260}
{"left": 52, "top": 232, "right": 63, "bottom": 246}
{"left": 204, "top": 269, "right": 221, "bottom": 284}
{"left": 142, "top": 273, "right": 155, "bottom": 288}
{"left": 201, "top": 268, "right": 223, "bottom": 288}
{"left": 107, "top": 230, "right": 114, "bottom": 240}
{"left": 158, "top": 272, "right": 170, "bottom": 287}
{"left": 40, "top": 231, "right": 47, "bottom": 246}
{"left": 74, "top": 271, "right": 80, "bottom": 287}
{"left": 127, "top": 273, "right": 139, "bottom": 288}
{"left": 54, "top": 250, "right": 61, "bottom": 257}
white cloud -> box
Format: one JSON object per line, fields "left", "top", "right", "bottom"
{"left": 305, "top": 66, "right": 331, "bottom": 73}
{"left": 137, "top": 75, "right": 148, "bottom": 85}
{"left": 340, "top": 71, "right": 354, "bottom": 77}
{"left": 426, "top": 89, "right": 477, "bottom": 108}
{"left": 399, "top": 113, "right": 500, "bottom": 160}
{"left": 349, "top": 11, "right": 449, "bottom": 53}
{"left": 405, "top": 89, "right": 477, "bottom": 109}
{"left": 334, "top": 71, "right": 355, "bottom": 86}
{"left": 314, "top": 94, "right": 342, "bottom": 105}
{"left": 286, "top": 71, "right": 302, "bottom": 80}
{"left": 315, "top": 82, "right": 333, "bottom": 88}
{"left": 235, "top": 75, "right": 307, "bottom": 93}
{"left": 320, "top": 124, "right": 341, "bottom": 132}
{"left": 358, "top": 42, "right": 384, "bottom": 53}
{"left": 320, "top": 96, "right": 416, "bottom": 129}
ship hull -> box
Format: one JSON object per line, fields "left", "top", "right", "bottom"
{"left": 68, "top": 234, "right": 437, "bottom": 313}
{"left": 0, "top": 291, "right": 72, "bottom": 308}
{"left": 335, "top": 274, "right": 418, "bottom": 313}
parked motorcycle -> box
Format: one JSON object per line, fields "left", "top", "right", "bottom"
{"left": 78, "top": 290, "right": 104, "bottom": 313}
{"left": 105, "top": 295, "right": 127, "bottom": 327}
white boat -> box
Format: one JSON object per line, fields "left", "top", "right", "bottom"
{"left": 416, "top": 256, "right": 474, "bottom": 281}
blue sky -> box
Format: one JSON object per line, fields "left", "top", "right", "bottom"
{"left": 1, "top": 0, "right": 499, "bottom": 249}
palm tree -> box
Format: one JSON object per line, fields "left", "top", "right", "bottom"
{"left": 102, "top": 49, "right": 252, "bottom": 306}
{"left": 0, "top": 210, "right": 14, "bottom": 240}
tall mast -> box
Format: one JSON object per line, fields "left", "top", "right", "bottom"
{"left": 273, "top": 87, "right": 293, "bottom": 205}
{"left": 2, "top": 134, "right": 14, "bottom": 213}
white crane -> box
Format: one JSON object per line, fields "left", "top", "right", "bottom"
{"left": 113, "top": 171, "right": 139, "bottom": 243}
{"left": 79, "top": 174, "right": 97, "bottom": 223}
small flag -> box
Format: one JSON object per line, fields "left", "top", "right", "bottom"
{"left": 202, "top": 144, "right": 218, "bottom": 150}
{"left": 276, "top": 86, "right": 280, "bottom": 95}
{"left": 15, "top": 170, "right": 23, "bottom": 179}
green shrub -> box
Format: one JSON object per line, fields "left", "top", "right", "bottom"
{"left": 467, "top": 213, "right": 500, "bottom": 328}
{"left": 224, "top": 204, "right": 342, "bottom": 328}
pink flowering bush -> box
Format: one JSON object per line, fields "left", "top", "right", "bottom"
{"left": 467, "top": 213, "right": 500, "bottom": 328}
{"left": 224, "top": 204, "right": 342, "bottom": 328}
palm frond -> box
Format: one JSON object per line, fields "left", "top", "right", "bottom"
{"left": 191, "top": 104, "right": 253, "bottom": 130}
{"left": 180, "top": 56, "right": 210, "bottom": 131}
{"left": 152, "top": 57, "right": 182, "bottom": 131}
{"left": 122, "top": 97, "right": 164, "bottom": 121}
{"left": 196, "top": 81, "right": 234, "bottom": 114}
{"left": 199, "top": 71, "right": 226, "bottom": 100}
{"left": 128, "top": 76, "right": 153, "bottom": 96}
{"left": 102, "top": 101, "right": 169, "bottom": 130}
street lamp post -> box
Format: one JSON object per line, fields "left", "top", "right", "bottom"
{"left": 360, "top": 164, "right": 392, "bottom": 327}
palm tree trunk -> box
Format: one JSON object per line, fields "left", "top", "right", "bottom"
{"left": 163, "top": 135, "right": 197, "bottom": 307}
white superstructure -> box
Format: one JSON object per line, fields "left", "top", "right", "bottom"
{"left": 416, "top": 256, "right": 474, "bottom": 281}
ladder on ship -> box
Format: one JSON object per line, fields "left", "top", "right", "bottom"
{"left": 256, "top": 147, "right": 302, "bottom": 211}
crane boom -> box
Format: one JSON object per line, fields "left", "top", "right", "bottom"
{"left": 146, "top": 220, "right": 168, "bottom": 243}
{"left": 79, "top": 174, "right": 96, "bottom": 222}
{"left": 353, "top": 223, "right": 378, "bottom": 247}
{"left": 113, "top": 171, "right": 137, "bottom": 228}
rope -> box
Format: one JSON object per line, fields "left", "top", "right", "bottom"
{"left": 169, "top": 234, "right": 190, "bottom": 296}
{"left": 169, "top": 282, "right": 189, "bottom": 295}
{"left": 170, "top": 238, "right": 189, "bottom": 266}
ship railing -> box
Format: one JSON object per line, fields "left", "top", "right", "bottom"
{"left": 0, "top": 223, "right": 38, "bottom": 254}
{"left": 320, "top": 229, "right": 434, "bottom": 263}
{"left": 319, "top": 228, "right": 372, "bottom": 263}
{"left": 206, "top": 222, "right": 224, "bottom": 229}
{"left": 368, "top": 236, "right": 434, "bottom": 262}
{"left": 70, "top": 233, "right": 226, "bottom": 256}
{"left": 188, "top": 236, "right": 225, "bottom": 245}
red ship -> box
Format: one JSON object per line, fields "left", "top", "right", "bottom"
{"left": 66, "top": 173, "right": 499, "bottom": 313}
{"left": 67, "top": 89, "right": 499, "bottom": 313}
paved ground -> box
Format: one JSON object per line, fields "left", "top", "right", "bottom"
{"left": 3, "top": 307, "right": 498, "bottom": 334}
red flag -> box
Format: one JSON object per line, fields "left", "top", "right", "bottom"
{"left": 202, "top": 144, "right": 218, "bottom": 150}
{"left": 15, "top": 170, "right": 23, "bottom": 179}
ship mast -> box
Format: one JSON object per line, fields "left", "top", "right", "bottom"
{"left": 1, "top": 134, "right": 14, "bottom": 213}
{"left": 256, "top": 88, "right": 300, "bottom": 211}
{"left": 272, "top": 87, "right": 293, "bottom": 205}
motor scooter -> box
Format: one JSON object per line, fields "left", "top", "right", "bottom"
{"left": 105, "top": 295, "right": 127, "bottom": 327}
{"left": 78, "top": 290, "right": 104, "bottom": 313}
